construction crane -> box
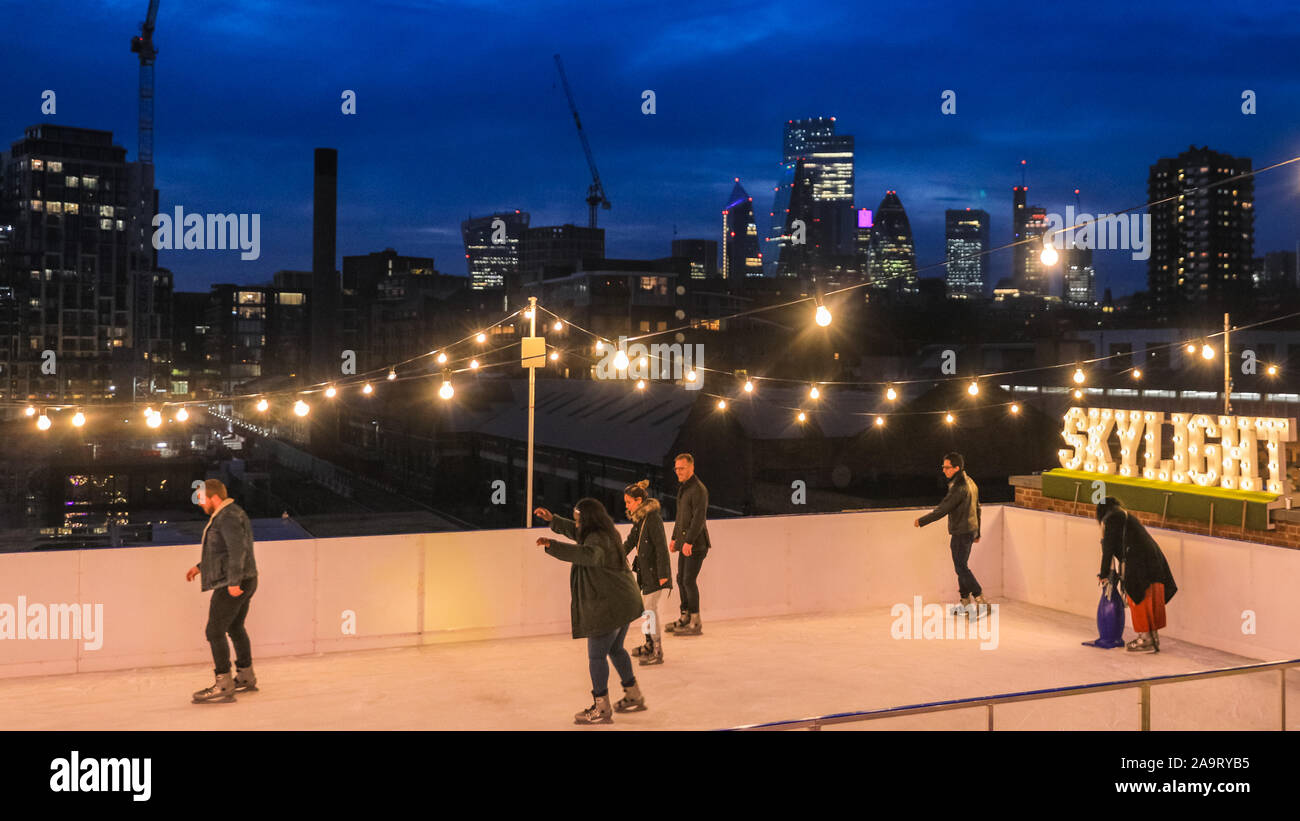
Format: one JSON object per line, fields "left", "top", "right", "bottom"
{"left": 553, "top": 54, "right": 610, "bottom": 229}
{"left": 130, "top": 0, "right": 160, "bottom": 165}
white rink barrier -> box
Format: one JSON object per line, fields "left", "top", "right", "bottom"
{"left": 0, "top": 503, "right": 1294, "bottom": 679}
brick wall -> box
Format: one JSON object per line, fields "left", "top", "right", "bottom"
{"left": 1013, "top": 486, "right": 1300, "bottom": 550}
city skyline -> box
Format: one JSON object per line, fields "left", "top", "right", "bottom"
{"left": 3, "top": 0, "right": 1299, "bottom": 299}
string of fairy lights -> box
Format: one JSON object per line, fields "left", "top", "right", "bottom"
{"left": 9, "top": 149, "right": 1300, "bottom": 433}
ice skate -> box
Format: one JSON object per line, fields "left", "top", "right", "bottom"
{"left": 234, "top": 665, "right": 258, "bottom": 693}
{"left": 673, "top": 612, "right": 702, "bottom": 636}
{"left": 192, "top": 672, "right": 236, "bottom": 704}
{"left": 574, "top": 695, "right": 613, "bottom": 725}
{"left": 973, "top": 596, "right": 991, "bottom": 618}
{"left": 638, "top": 636, "right": 663, "bottom": 666}
{"left": 1126, "top": 633, "right": 1157, "bottom": 653}
{"left": 950, "top": 596, "right": 972, "bottom": 617}
{"left": 613, "top": 683, "right": 647, "bottom": 713}
{"left": 663, "top": 612, "right": 690, "bottom": 634}
{"left": 629, "top": 637, "right": 655, "bottom": 658}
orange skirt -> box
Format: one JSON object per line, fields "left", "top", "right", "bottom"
{"left": 1127, "top": 582, "right": 1167, "bottom": 632}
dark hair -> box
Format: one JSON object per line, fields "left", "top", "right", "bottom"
{"left": 1095, "top": 496, "right": 1124, "bottom": 523}
{"left": 574, "top": 497, "right": 619, "bottom": 545}
{"left": 623, "top": 479, "right": 650, "bottom": 500}
{"left": 943, "top": 452, "right": 964, "bottom": 470}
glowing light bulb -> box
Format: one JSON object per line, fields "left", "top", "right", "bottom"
{"left": 945, "top": 413, "right": 954, "bottom": 424}
{"left": 72, "top": 412, "right": 85, "bottom": 427}
{"left": 743, "top": 380, "right": 754, "bottom": 393}
{"left": 886, "top": 387, "right": 898, "bottom": 401}
{"left": 595, "top": 341, "right": 604, "bottom": 353}
{"left": 523, "top": 309, "right": 534, "bottom": 319}
{"left": 24, "top": 405, "right": 35, "bottom": 417}
{"left": 635, "top": 380, "right": 646, "bottom": 390}
{"left": 37, "top": 414, "right": 51, "bottom": 430}
{"left": 553, "top": 321, "right": 563, "bottom": 331}
{"left": 613, "top": 350, "right": 630, "bottom": 370}
{"left": 1133, "top": 369, "right": 1142, "bottom": 380}
{"left": 686, "top": 371, "right": 697, "bottom": 383}
{"left": 1186, "top": 343, "right": 1196, "bottom": 354}
{"left": 325, "top": 385, "right": 337, "bottom": 398}
{"left": 176, "top": 408, "right": 189, "bottom": 422}
{"left": 814, "top": 305, "right": 832, "bottom": 327}
{"left": 1201, "top": 344, "right": 1215, "bottom": 360}
{"left": 387, "top": 368, "right": 397, "bottom": 380}
{"left": 1073, "top": 389, "right": 1083, "bottom": 399}
{"left": 436, "top": 352, "right": 447, "bottom": 365}
{"left": 717, "top": 399, "right": 727, "bottom": 410}
{"left": 293, "top": 400, "right": 310, "bottom": 417}
{"left": 439, "top": 381, "right": 454, "bottom": 400}
{"left": 470, "top": 359, "right": 480, "bottom": 370}
{"left": 146, "top": 413, "right": 162, "bottom": 429}
{"left": 549, "top": 352, "right": 559, "bottom": 361}
{"left": 809, "top": 386, "right": 820, "bottom": 400}
{"left": 476, "top": 333, "right": 486, "bottom": 343}
{"left": 967, "top": 381, "right": 979, "bottom": 396}
{"left": 144, "top": 406, "right": 155, "bottom": 417}
{"left": 797, "top": 411, "right": 807, "bottom": 422}
{"left": 256, "top": 398, "right": 269, "bottom": 412}
{"left": 1011, "top": 404, "right": 1020, "bottom": 414}
{"left": 362, "top": 383, "right": 373, "bottom": 395}
{"left": 1267, "top": 364, "right": 1278, "bottom": 376}
{"left": 1072, "top": 368, "right": 1085, "bottom": 384}
{"left": 1040, "top": 241, "right": 1058, "bottom": 266}
{"left": 875, "top": 416, "right": 884, "bottom": 426}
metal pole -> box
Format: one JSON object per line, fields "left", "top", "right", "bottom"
{"left": 526, "top": 296, "right": 537, "bottom": 527}
{"left": 1140, "top": 682, "right": 1151, "bottom": 731}
{"left": 1224, "top": 312, "right": 1232, "bottom": 415}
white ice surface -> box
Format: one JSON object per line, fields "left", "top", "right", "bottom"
{"left": 1, "top": 601, "right": 1296, "bottom": 730}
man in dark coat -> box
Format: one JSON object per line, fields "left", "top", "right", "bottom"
{"left": 915, "top": 451, "right": 987, "bottom": 615}
{"left": 667, "top": 453, "right": 710, "bottom": 636}
{"left": 186, "top": 478, "right": 259, "bottom": 703}
{"left": 1097, "top": 497, "right": 1177, "bottom": 653}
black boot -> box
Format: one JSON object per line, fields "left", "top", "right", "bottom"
{"left": 664, "top": 611, "right": 690, "bottom": 633}
{"left": 629, "top": 636, "right": 654, "bottom": 657}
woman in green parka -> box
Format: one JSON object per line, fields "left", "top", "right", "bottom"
{"left": 535, "top": 497, "right": 647, "bottom": 725}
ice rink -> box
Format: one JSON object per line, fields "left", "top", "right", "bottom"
{"left": 3, "top": 600, "right": 1296, "bottom": 731}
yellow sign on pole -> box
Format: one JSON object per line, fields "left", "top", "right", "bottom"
{"left": 521, "top": 336, "right": 546, "bottom": 369}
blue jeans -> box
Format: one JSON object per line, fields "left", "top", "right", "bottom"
{"left": 949, "top": 533, "right": 981, "bottom": 599}
{"left": 586, "top": 623, "right": 636, "bottom": 697}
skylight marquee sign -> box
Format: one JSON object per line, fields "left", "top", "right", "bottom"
{"left": 1058, "top": 407, "right": 1295, "bottom": 494}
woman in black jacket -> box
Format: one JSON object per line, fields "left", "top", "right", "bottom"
{"left": 623, "top": 480, "right": 672, "bottom": 666}
{"left": 535, "top": 498, "right": 647, "bottom": 724}
{"left": 1096, "top": 497, "right": 1178, "bottom": 653}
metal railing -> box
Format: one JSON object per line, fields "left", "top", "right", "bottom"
{"left": 731, "top": 658, "right": 1300, "bottom": 731}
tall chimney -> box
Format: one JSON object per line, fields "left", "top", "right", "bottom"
{"left": 311, "top": 148, "right": 339, "bottom": 382}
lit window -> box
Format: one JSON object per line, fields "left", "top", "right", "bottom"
{"left": 30, "top": 159, "right": 44, "bottom": 171}
{"left": 115, "top": 219, "right": 124, "bottom": 230}
{"left": 47, "top": 201, "right": 62, "bottom": 214}
{"left": 100, "top": 219, "right": 113, "bottom": 230}
{"left": 30, "top": 200, "right": 42, "bottom": 211}
{"left": 83, "top": 176, "right": 97, "bottom": 189}
{"left": 99, "top": 205, "right": 113, "bottom": 217}
{"left": 66, "top": 176, "right": 79, "bottom": 188}
{"left": 277, "top": 292, "right": 305, "bottom": 305}
{"left": 64, "top": 203, "right": 78, "bottom": 214}
{"left": 48, "top": 161, "right": 62, "bottom": 172}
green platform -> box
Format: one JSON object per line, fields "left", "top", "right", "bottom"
{"left": 1041, "top": 468, "right": 1278, "bottom": 530}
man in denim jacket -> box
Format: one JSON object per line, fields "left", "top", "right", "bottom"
{"left": 186, "top": 479, "right": 259, "bottom": 703}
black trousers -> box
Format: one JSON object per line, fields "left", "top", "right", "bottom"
{"left": 949, "top": 533, "right": 982, "bottom": 599}
{"left": 676, "top": 551, "right": 706, "bottom": 613}
{"left": 205, "top": 575, "right": 258, "bottom": 675}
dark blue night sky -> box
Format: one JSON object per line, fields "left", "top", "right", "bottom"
{"left": 4, "top": 0, "right": 1298, "bottom": 296}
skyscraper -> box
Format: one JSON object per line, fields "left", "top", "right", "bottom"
{"left": 462, "top": 210, "right": 529, "bottom": 291}
{"left": 1148, "top": 146, "right": 1254, "bottom": 321}
{"left": 1063, "top": 246, "right": 1096, "bottom": 306}
{"left": 1012, "top": 185, "right": 1049, "bottom": 295}
{"left": 768, "top": 118, "right": 835, "bottom": 276}
{"left": 723, "top": 179, "right": 761, "bottom": 284}
{"left": 771, "top": 118, "right": 855, "bottom": 278}
{"left": 867, "top": 191, "right": 917, "bottom": 295}
{"left": 945, "top": 208, "right": 989, "bottom": 298}
{"left": 0, "top": 125, "right": 161, "bottom": 402}
{"left": 519, "top": 224, "right": 604, "bottom": 284}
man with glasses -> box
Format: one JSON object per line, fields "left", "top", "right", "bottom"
{"left": 914, "top": 452, "right": 988, "bottom": 616}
